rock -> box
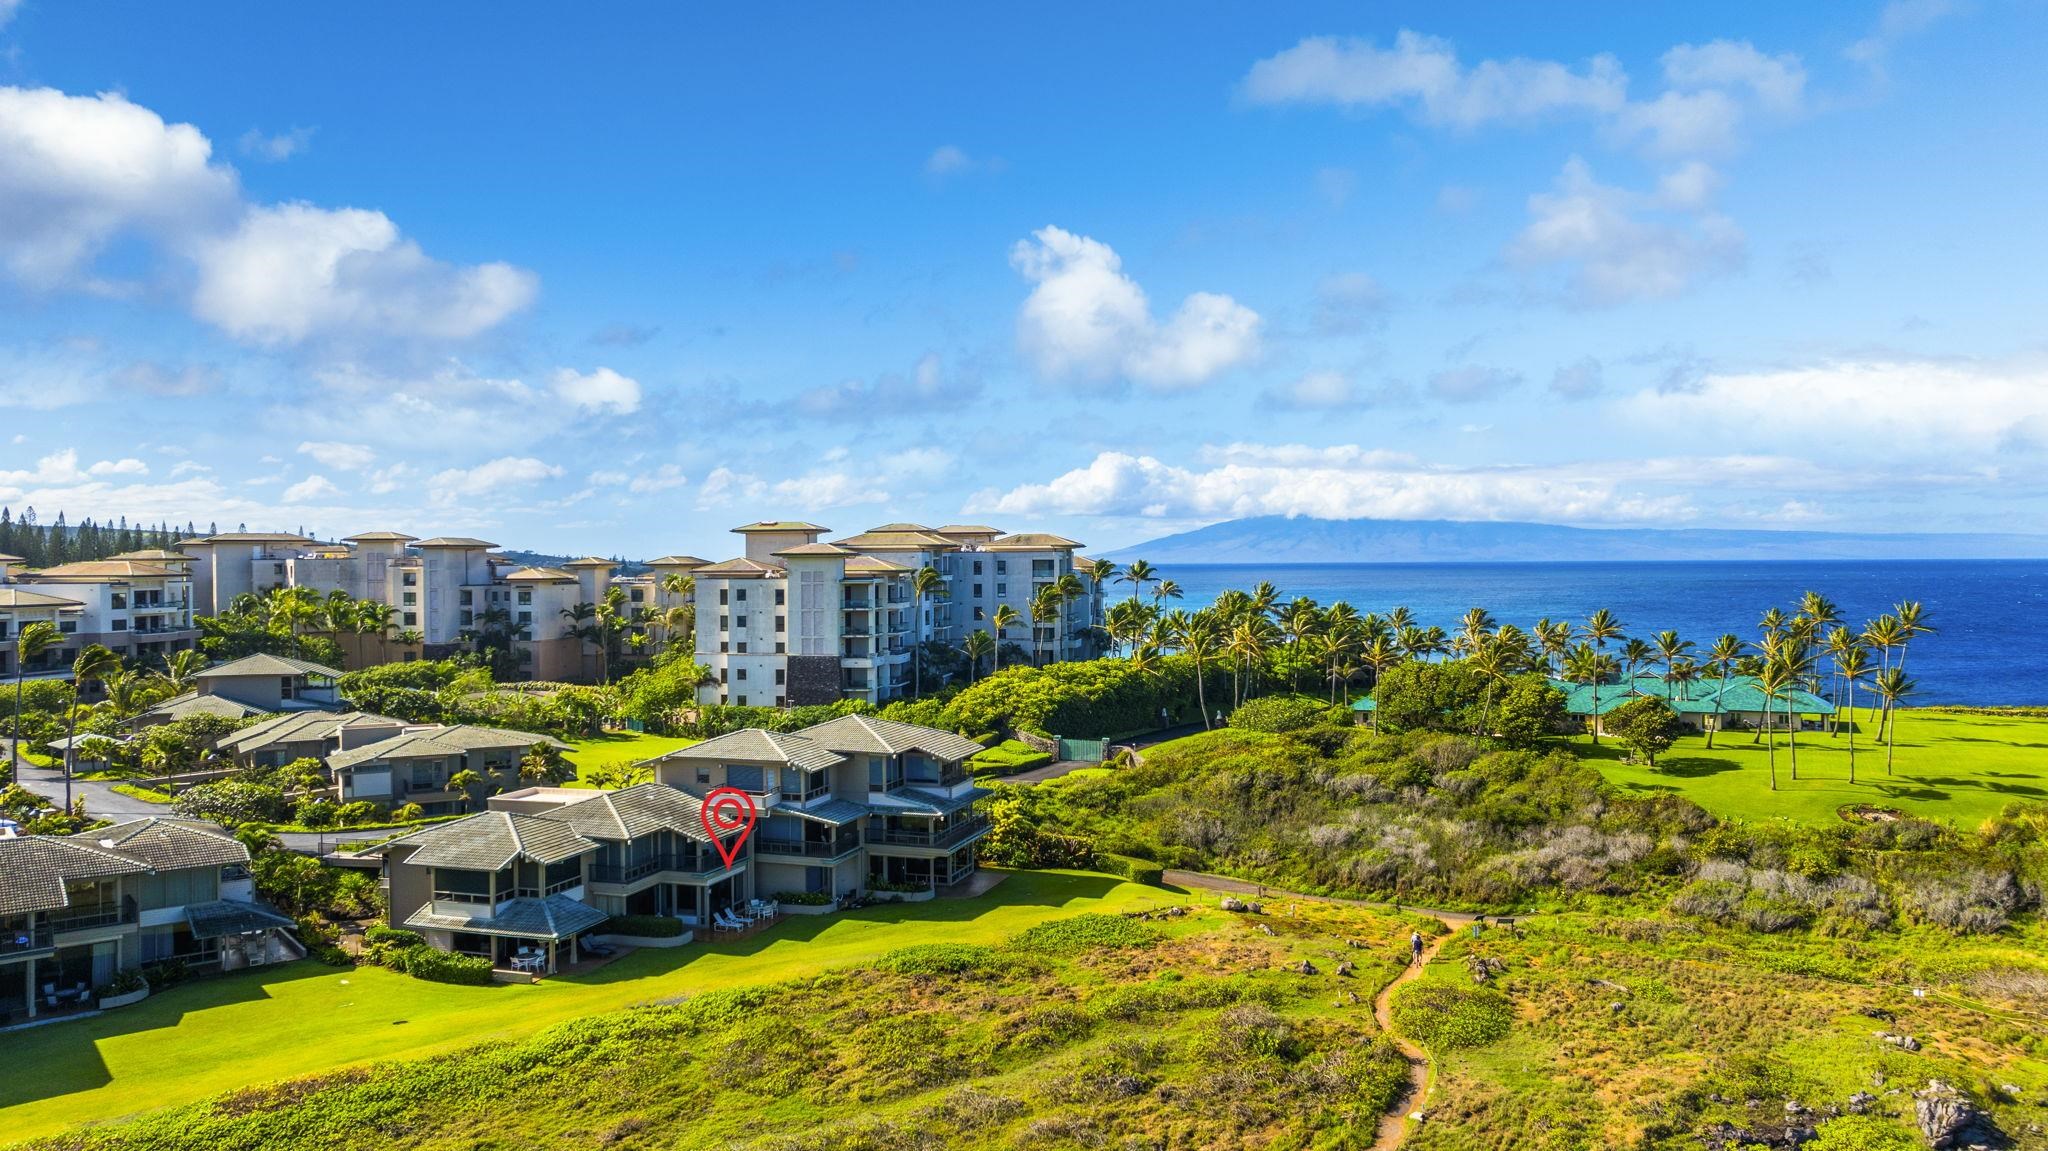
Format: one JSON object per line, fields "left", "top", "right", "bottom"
{"left": 1335, "top": 960, "right": 1355, "bottom": 977}
{"left": 1846, "top": 1091, "right": 1877, "bottom": 1115}
{"left": 1873, "top": 1031, "right": 1921, "bottom": 1052}
{"left": 1609, "top": 1001, "right": 1627, "bottom": 1014}
{"left": 1346, "top": 937, "right": 1365, "bottom": 949}
{"left": 1293, "top": 959, "right": 1319, "bottom": 975}
{"left": 1871, "top": 1072, "right": 1888, "bottom": 1088}
{"left": 1860, "top": 1005, "right": 1897, "bottom": 1023}
{"left": 1247, "top": 901, "right": 1265, "bottom": 915}
{"left": 1784, "top": 1101, "right": 1808, "bottom": 1116}
{"left": 1997, "top": 1083, "right": 2021, "bottom": 1099}
{"left": 1220, "top": 896, "right": 1249, "bottom": 912}
{"left": 1697, "top": 1120, "right": 1819, "bottom": 1149}
{"left": 1914, "top": 1080, "right": 2001, "bottom": 1150}
{"left": 1256, "top": 923, "right": 1275, "bottom": 936}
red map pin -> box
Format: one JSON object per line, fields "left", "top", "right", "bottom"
{"left": 700, "top": 786, "right": 757, "bottom": 869}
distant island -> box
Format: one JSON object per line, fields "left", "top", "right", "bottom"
{"left": 1106, "top": 515, "right": 2048, "bottom": 564}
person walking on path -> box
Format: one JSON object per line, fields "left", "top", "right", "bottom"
{"left": 1410, "top": 931, "right": 1424, "bottom": 966}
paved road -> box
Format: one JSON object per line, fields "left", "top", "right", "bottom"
{"left": 7, "top": 741, "right": 167, "bottom": 819}
{"left": 1002, "top": 723, "right": 1210, "bottom": 786}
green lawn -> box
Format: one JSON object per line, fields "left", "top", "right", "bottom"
{"left": 109, "top": 784, "right": 172, "bottom": 804}
{"left": 560, "top": 730, "right": 700, "bottom": 787}
{"left": 1583, "top": 708, "right": 2048, "bottom": 827}
{"left": 0, "top": 870, "right": 1169, "bottom": 1142}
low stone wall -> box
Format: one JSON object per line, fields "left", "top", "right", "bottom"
{"left": 873, "top": 889, "right": 936, "bottom": 904}
{"left": 1011, "top": 730, "right": 1058, "bottom": 756}
{"left": 98, "top": 987, "right": 149, "bottom": 1010}
{"left": 587, "top": 930, "right": 695, "bottom": 949}
{"left": 777, "top": 902, "right": 837, "bottom": 917}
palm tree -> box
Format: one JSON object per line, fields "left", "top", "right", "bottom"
{"left": 911, "top": 565, "right": 945, "bottom": 698}
{"left": 1534, "top": 618, "right": 1573, "bottom": 675}
{"left": 62, "top": 645, "right": 123, "bottom": 809}
{"left": 159, "top": 648, "right": 208, "bottom": 695}
{"left": 1178, "top": 614, "right": 1224, "bottom": 729}
{"left": 560, "top": 602, "right": 600, "bottom": 681}
{"left": 961, "top": 630, "right": 996, "bottom": 681}
{"left": 1870, "top": 667, "right": 1915, "bottom": 776}
{"left": 1620, "top": 637, "right": 1654, "bottom": 685}
{"left": 1861, "top": 615, "right": 1908, "bottom": 728}
{"left": 1359, "top": 635, "right": 1399, "bottom": 733}
{"left": 448, "top": 768, "right": 484, "bottom": 812}
{"left": 1151, "top": 579, "right": 1183, "bottom": 609}
{"left": 1754, "top": 656, "right": 1797, "bottom": 792}
{"left": 1766, "top": 639, "right": 1816, "bottom": 781}
{"left": 1469, "top": 636, "right": 1516, "bottom": 737}
{"left": 1030, "top": 586, "right": 1062, "bottom": 667}
{"left": 1277, "top": 597, "right": 1323, "bottom": 689}
{"left": 11, "top": 620, "right": 60, "bottom": 776}
{"left": 1835, "top": 643, "right": 1875, "bottom": 784}
{"left": 1050, "top": 571, "right": 1086, "bottom": 661}
{"left": 1562, "top": 643, "right": 1617, "bottom": 745}
{"left": 1651, "top": 630, "right": 1694, "bottom": 699}
{"left": 1117, "top": 559, "right": 1157, "bottom": 603}
{"left": 1082, "top": 557, "right": 1118, "bottom": 594}
{"left": 990, "top": 604, "right": 1021, "bottom": 672}
{"left": 1703, "top": 634, "right": 1745, "bottom": 749}
{"left": 1893, "top": 601, "right": 1934, "bottom": 675}
{"left": 1454, "top": 607, "right": 1497, "bottom": 657}
{"left": 1578, "top": 609, "right": 1626, "bottom": 731}
{"left": 99, "top": 668, "right": 148, "bottom": 722}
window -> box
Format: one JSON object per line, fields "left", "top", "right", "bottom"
{"left": 995, "top": 560, "right": 1008, "bottom": 575}
{"left": 630, "top": 589, "right": 644, "bottom": 602}
{"left": 460, "top": 609, "right": 473, "bottom": 625}
{"left": 517, "top": 590, "right": 532, "bottom": 605}
{"left": 517, "top": 610, "right": 532, "bottom": 625}
{"left": 774, "top": 588, "right": 785, "bottom": 605}
{"left": 412, "top": 763, "right": 438, "bottom": 788}
{"left": 972, "top": 583, "right": 983, "bottom": 598}
{"left": 280, "top": 676, "right": 297, "bottom": 699}
{"left": 696, "top": 767, "right": 711, "bottom": 785}
{"left": 736, "top": 642, "right": 748, "bottom": 653}
{"left": 719, "top": 668, "right": 729, "bottom": 684}
{"left": 774, "top": 615, "right": 785, "bottom": 632}
{"left": 718, "top": 588, "right": 729, "bottom": 605}
{"left": 402, "top": 592, "right": 417, "bottom": 606}
{"left": 996, "top": 583, "right": 1007, "bottom": 597}
{"left": 719, "top": 615, "right": 729, "bottom": 631}
{"left": 736, "top": 695, "right": 748, "bottom": 705}
{"left": 774, "top": 642, "right": 785, "bottom": 654}
{"left": 111, "top": 593, "right": 127, "bottom": 609}
{"left": 973, "top": 607, "right": 985, "bottom": 621}
{"left": 775, "top": 695, "right": 785, "bottom": 707}
{"left": 58, "top": 621, "right": 77, "bottom": 634}
{"left": 774, "top": 668, "right": 785, "bottom": 685}
{"left": 403, "top": 612, "right": 418, "bottom": 626}
{"left": 459, "top": 589, "right": 473, "bottom": 605}
{"left": 972, "top": 560, "right": 983, "bottom": 575}
{"left": 736, "top": 669, "right": 747, "bottom": 681}
{"left": 736, "top": 615, "right": 748, "bottom": 628}
{"left": 736, "top": 588, "right": 747, "bottom": 602}
{"left": 403, "top": 572, "right": 418, "bottom": 586}
{"left": 112, "top": 619, "right": 127, "bottom": 631}
{"left": 719, "top": 641, "right": 729, "bottom": 653}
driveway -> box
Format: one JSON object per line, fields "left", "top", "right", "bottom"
{"left": 7, "top": 743, "right": 168, "bottom": 820}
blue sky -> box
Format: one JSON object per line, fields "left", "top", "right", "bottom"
{"left": 1, "top": 1, "right": 2043, "bottom": 557}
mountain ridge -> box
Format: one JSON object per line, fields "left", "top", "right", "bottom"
{"left": 1103, "top": 516, "right": 2048, "bottom": 563}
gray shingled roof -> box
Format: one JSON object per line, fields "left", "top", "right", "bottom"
{"left": 873, "top": 786, "right": 989, "bottom": 817}
{"left": 648, "top": 728, "right": 844, "bottom": 771}
{"left": 195, "top": 653, "right": 343, "bottom": 679}
{"left": 218, "top": 710, "right": 404, "bottom": 754}
{"left": 185, "top": 899, "right": 296, "bottom": 939}
{"left": 373, "top": 811, "right": 597, "bottom": 870}
{"left": 782, "top": 799, "right": 870, "bottom": 826}
{"left": 0, "top": 837, "right": 147, "bottom": 915}
{"left": 404, "top": 893, "right": 609, "bottom": 940}
{"left": 91, "top": 818, "right": 250, "bottom": 872}
{"left": 327, "top": 725, "right": 567, "bottom": 771}
{"left": 545, "top": 783, "right": 712, "bottom": 843}
{"left": 797, "top": 715, "right": 986, "bottom": 762}
{"left": 140, "top": 692, "right": 272, "bottom": 723}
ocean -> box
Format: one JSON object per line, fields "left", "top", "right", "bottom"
{"left": 1140, "top": 560, "right": 2048, "bottom": 707}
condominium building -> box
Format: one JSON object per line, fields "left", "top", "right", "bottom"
{"left": 693, "top": 521, "right": 1102, "bottom": 706}
{"left": 0, "top": 553, "right": 200, "bottom": 679}
{"left": 0, "top": 818, "right": 299, "bottom": 1025}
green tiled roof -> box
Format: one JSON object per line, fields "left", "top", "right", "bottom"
{"left": 1553, "top": 675, "right": 1836, "bottom": 717}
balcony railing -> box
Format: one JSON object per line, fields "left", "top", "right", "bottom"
{"left": 0, "top": 923, "right": 54, "bottom": 955}
{"left": 589, "top": 854, "right": 730, "bottom": 883}
{"left": 755, "top": 832, "right": 863, "bottom": 859}
{"left": 48, "top": 897, "right": 137, "bottom": 934}
{"left": 872, "top": 815, "right": 990, "bottom": 849}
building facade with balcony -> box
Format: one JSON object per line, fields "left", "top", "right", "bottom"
{"left": 1, "top": 555, "right": 200, "bottom": 674}
{"left": 325, "top": 724, "right": 571, "bottom": 814}
{"left": 0, "top": 818, "right": 297, "bottom": 1025}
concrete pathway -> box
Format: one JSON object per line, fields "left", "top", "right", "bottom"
{"left": 9, "top": 752, "right": 166, "bottom": 819}
{"left": 1003, "top": 759, "right": 1093, "bottom": 785}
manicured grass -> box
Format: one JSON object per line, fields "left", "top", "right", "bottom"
{"left": 560, "top": 731, "right": 699, "bottom": 787}
{"left": 0, "top": 870, "right": 1171, "bottom": 1141}
{"left": 109, "top": 784, "right": 171, "bottom": 804}
{"left": 1583, "top": 708, "right": 2048, "bottom": 828}
{"left": 1039, "top": 766, "right": 1117, "bottom": 787}
{"left": 970, "top": 738, "right": 1053, "bottom": 775}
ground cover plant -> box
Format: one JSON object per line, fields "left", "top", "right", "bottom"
{"left": 9, "top": 900, "right": 1423, "bottom": 1150}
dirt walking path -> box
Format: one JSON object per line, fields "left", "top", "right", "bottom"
{"left": 1161, "top": 869, "right": 1477, "bottom": 1151}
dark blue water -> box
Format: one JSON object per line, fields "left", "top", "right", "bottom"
{"left": 1145, "top": 561, "right": 2048, "bottom": 706}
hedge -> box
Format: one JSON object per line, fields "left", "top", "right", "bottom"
{"left": 396, "top": 946, "right": 496, "bottom": 985}
{"left": 364, "top": 925, "right": 423, "bottom": 948}
{"left": 772, "top": 890, "right": 834, "bottom": 906}
{"left": 600, "top": 914, "right": 687, "bottom": 938}
{"left": 1099, "top": 853, "right": 1165, "bottom": 886}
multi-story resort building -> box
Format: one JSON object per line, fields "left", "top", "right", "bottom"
{"left": 694, "top": 521, "right": 1103, "bottom": 707}
{"left": 0, "top": 552, "right": 200, "bottom": 682}
{"left": 357, "top": 714, "right": 991, "bottom": 974}
{"left": 0, "top": 817, "right": 298, "bottom": 1025}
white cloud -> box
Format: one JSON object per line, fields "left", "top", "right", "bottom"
{"left": 0, "top": 86, "right": 536, "bottom": 344}
{"left": 191, "top": 202, "right": 537, "bottom": 345}
{"left": 0, "top": 87, "right": 238, "bottom": 287}
{"left": 366, "top": 463, "right": 416, "bottom": 495}
{"left": 1261, "top": 370, "right": 1415, "bottom": 411}
{"left": 969, "top": 445, "right": 1695, "bottom": 525}
{"left": 296, "top": 441, "right": 376, "bottom": 471}
{"left": 1507, "top": 157, "right": 1745, "bottom": 305}
{"left": 238, "top": 126, "right": 315, "bottom": 162}
{"left": 1624, "top": 357, "right": 2048, "bottom": 458}
{"left": 628, "top": 464, "right": 688, "bottom": 494}
{"left": 427, "top": 456, "right": 563, "bottom": 502}
{"left": 694, "top": 449, "right": 952, "bottom": 513}
{"left": 0, "top": 448, "right": 148, "bottom": 489}
{"left": 1428, "top": 364, "right": 1522, "bottom": 402}
{"left": 1011, "top": 226, "right": 1260, "bottom": 391}
{"left": 281, "top": 474, "right": 342, "bottom": 503}
{"left": 551, "top": 366, "right": 642, "bottom": 415}
{"left": 1242, "top": 32, "right": 1627, "bottom": 127}
{"left": 1848, "top": 0, "right": 1957, "bottom": 70}
{"left": 0, "top": 0, "right": 20, "bottom": 28}
{"left": 1661, "top": 41, "right": 1805, "bottom": 114}
{"left": 924, "top": 145, "right": 1004, "bottom": 178}
{"left": 1312, "top": 271, "right": 1387, "bottom": 334}
{"left": 794, "top": 354, "right": 976, "bottom": 419}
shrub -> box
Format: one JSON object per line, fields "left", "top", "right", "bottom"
{"left": 875, "top": 944, "right": 1013, "bottom": 977}
{"left": 335, "top": 800, "right": 385, "bottom": 826}
{"left": 1390, "top": 982, "right": 1512, "bottom": 1051}
{"left": 293, "top": 798, "right": 339, "bottom": 829}
{"left": 400, "top": 946, "right": 495, "bottom": 985}
{"left": 1098, "top": 853, "right": 1165, "bottom": 885}
{"left": 1227, "top": 695, "right": 1329, "bottom": 734}
{"left": 1011, "top": 913, "right": 1162, "bottom": 955}
{"left": 95, "top": 967, "right": 148, "bottom": 998}
{"left": 364, "top": 925, "right": 423, "bottom": 948}
{"left": 772, "top": 890, "right": 834, "bottom": 906}
{"left": 1606, "top": 697, "right": 1686, "bottom": 767}
{"left": 391, "top": 802, "right": 426, "bottom": 823}
{"left": 172, "top": 780, "right": 289, "bottom": 826}
{"left": 600, "top": 914, "right": 686, "bottom": 938}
